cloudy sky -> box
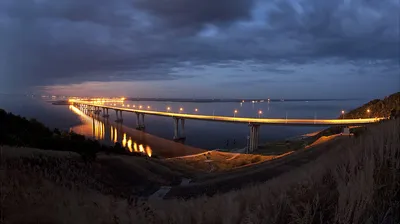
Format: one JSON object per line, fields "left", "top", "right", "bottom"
{"left": 0, "top": 0, "right": 399, "bottom": 99}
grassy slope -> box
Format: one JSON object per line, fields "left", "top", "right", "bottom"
{"left": 2, "top": 118, "right": 399, "bottom": 223}
{"left": 1, "top": 147, "right": 197, "bottom": 199}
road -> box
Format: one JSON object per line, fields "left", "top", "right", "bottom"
{"left": 70, "top": 100, "right": 384, "bottom": 126}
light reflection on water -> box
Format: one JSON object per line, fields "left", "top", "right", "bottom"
{"left": 68, "top": 105, "right": 152, "bottom": 157}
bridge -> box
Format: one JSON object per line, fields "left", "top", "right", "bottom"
{"left": 69, "top": 99, "right": 384, "bottom": 152}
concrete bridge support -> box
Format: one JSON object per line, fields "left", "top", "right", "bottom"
{"left": 173, "top": 118, "right": 186, "bottom": 141}
{"left": 102, "top": 108, "right": 109, "bottom": 118}
{"left": 135, "top": 113, "right": 145, "bottom": 130}
{"left": 115, "top": 110, "right": 123, "bottom": 123}
{"left": 94, "top": 106, "right": 101, "bottom": 115}
{"left": 248, "top": 124, "right": 260, "bottom": 152}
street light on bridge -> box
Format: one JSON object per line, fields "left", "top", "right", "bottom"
{"left": 147, "top": 106, "right": 151, "bottom": 109}
{"left": 180, "top": 107, "right": 183, "bottom": 113}
{"left": 167, "top": 107, "right": 171, "bottom": 112}
{"left": 139, "top": 105, "right": 143, "bottom": 109}
{"left": 341, "top": 110, "right": 345, "bottom": 119}
{"left": 234, "top": 110, "right": 238, "bottom": 117}
{"left": 258, "top": 110, "right": 263, "bottom": 118}
{"left": 195, "top": 108, "right": 198, "bottom": 112}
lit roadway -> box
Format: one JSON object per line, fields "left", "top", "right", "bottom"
{"left": 70, "top": 100, "right": 384, "bottom": 126}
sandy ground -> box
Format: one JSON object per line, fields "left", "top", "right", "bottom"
{"left": 165, "top": 135, "right": 348, "bottom": 199}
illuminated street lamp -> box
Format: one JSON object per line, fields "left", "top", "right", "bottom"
{"left": 234, "top": 109, "right": 238, "bottom": 117}
{"left": 139, "top": 105, "right": 143, "bottom": 109}
{"left": 167, "top": 107, "right": 171, "bottom": 112}
{"left": 367, "top": 109, "right": 371, "bottom": 118}
{"left": 127, "top": 104, "right": 130, "bottom": 107}
{"left": 180, "top": 107, "right": 183, "bottom": 113}
{"left": 341, "top": 110, "right": 345, "bottom": 119}
{"left": 147, "top": 106, "right": 151, "bottom": 109}
{"left": 258, "top": 110, "right": 263, "bottom": 118}
{"left": 133, "top": 105, "right": 136, "bottom": 108}
{"left": 195, "top": 108, "right": 198, "bottom": 112}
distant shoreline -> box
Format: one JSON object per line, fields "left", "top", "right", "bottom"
{"left": 126, "top": 98, "right": 361, "bottom": 103}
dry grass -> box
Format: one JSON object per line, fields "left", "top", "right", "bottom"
{"left": 1, "top": 119, "right": 399, "bottom": 223}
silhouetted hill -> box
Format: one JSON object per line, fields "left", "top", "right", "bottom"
{"left": 0, "top": 109, "right": 142, "bottom": 161}
{"left": 344, "top": 92, "right": 400, "bottom": 119}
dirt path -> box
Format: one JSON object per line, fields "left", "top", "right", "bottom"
{"left": 165, "top": 136, "right": 346, "bottom": 199}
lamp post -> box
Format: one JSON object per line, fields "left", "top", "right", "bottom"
{"left": 234, "top": 110, "right": 238, "bottom": 117}
{"left": 314, "top": 112, "right": 317, "bottom": 124}
{"left": 167, "top": 107, "right": 171, "bottom": 112}
{"left": 258, "top": 110, "right": 262, "bottom": 118}
{"left": 285, "top": 111, "right": 288, "bottom": 123}
{"left": 341, "top": 110, "right": 345, "bottom": 119}
{"left": 180, "top": 107, "right": 183, "bottom": 113}
{"left": 367, "top": 109, "right": 370, "bottom": 118}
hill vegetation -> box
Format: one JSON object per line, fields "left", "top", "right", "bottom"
{"left": 344, "top": 92, "right": 400, "bottom": 119}
{"left": 0, "top": 108, "right": 140, "bottom": 161}
{"left": 2, "top": 118, "right": 398, "bottom": 223}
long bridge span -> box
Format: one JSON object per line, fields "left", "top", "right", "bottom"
{"left": 69, "top": 99, "right": 384, "bottom": 152}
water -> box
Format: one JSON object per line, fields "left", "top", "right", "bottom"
{"left": 0, "top": 95, "right": 365, "bottom": 151}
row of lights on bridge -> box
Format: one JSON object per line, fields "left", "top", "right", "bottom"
{"left": 104, "top": 102, "right": 371, "bottom": 119}
{"left": 111, "top": 102, "right": 264, "bottom": 117}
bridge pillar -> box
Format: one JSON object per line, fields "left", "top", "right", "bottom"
{"left": 173, "top": 118, "right": 186, "bottom": 141}
{"left": 342, "top": 126, "right": 350, "bottom": 135}
{"left": 136, "top": 113, "right": 141, "bottom": 129}
{"left": 115, "top": 110, "right": 123, "bottom": 123}
{"left": 173, "top": 117, "right": 179, "bottom": 140}
{"left": 180, "top": 119, "right": 186, "bottom": 138}
{"left": 249, "top": 124, "right": 260, "bottom": 152}
{"left": 135, "top": 113, "right": 145, "bottom": 130}
{"left": 102, "top": 108, "right": 109, "bottom": 118}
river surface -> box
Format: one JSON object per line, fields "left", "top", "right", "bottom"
{"left": 0, "top": 95, "right": 365, "bottom": 154}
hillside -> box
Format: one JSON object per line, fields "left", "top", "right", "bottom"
{"left": 344, "top": 92, "right": 400, "bottom": 119}
{"left": 2, "top": 118, "right": 399, "bottom": 223}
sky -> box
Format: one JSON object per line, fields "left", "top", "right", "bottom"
{"left": 0, "top": 0, "right": 399, "bottom": 99}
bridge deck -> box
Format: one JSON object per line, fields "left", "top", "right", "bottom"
{"left": 71, "top": 101, "right": 383, "bottom": 126}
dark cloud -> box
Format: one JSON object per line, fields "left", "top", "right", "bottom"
{"left": 0, "top": 0, "right": 398, "bottom": 91}
{"left": 133, "top": 0, "right": 254, "bottom": 31}
{"left": 267, "top": 0, "right": 399, "bottom": 60}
